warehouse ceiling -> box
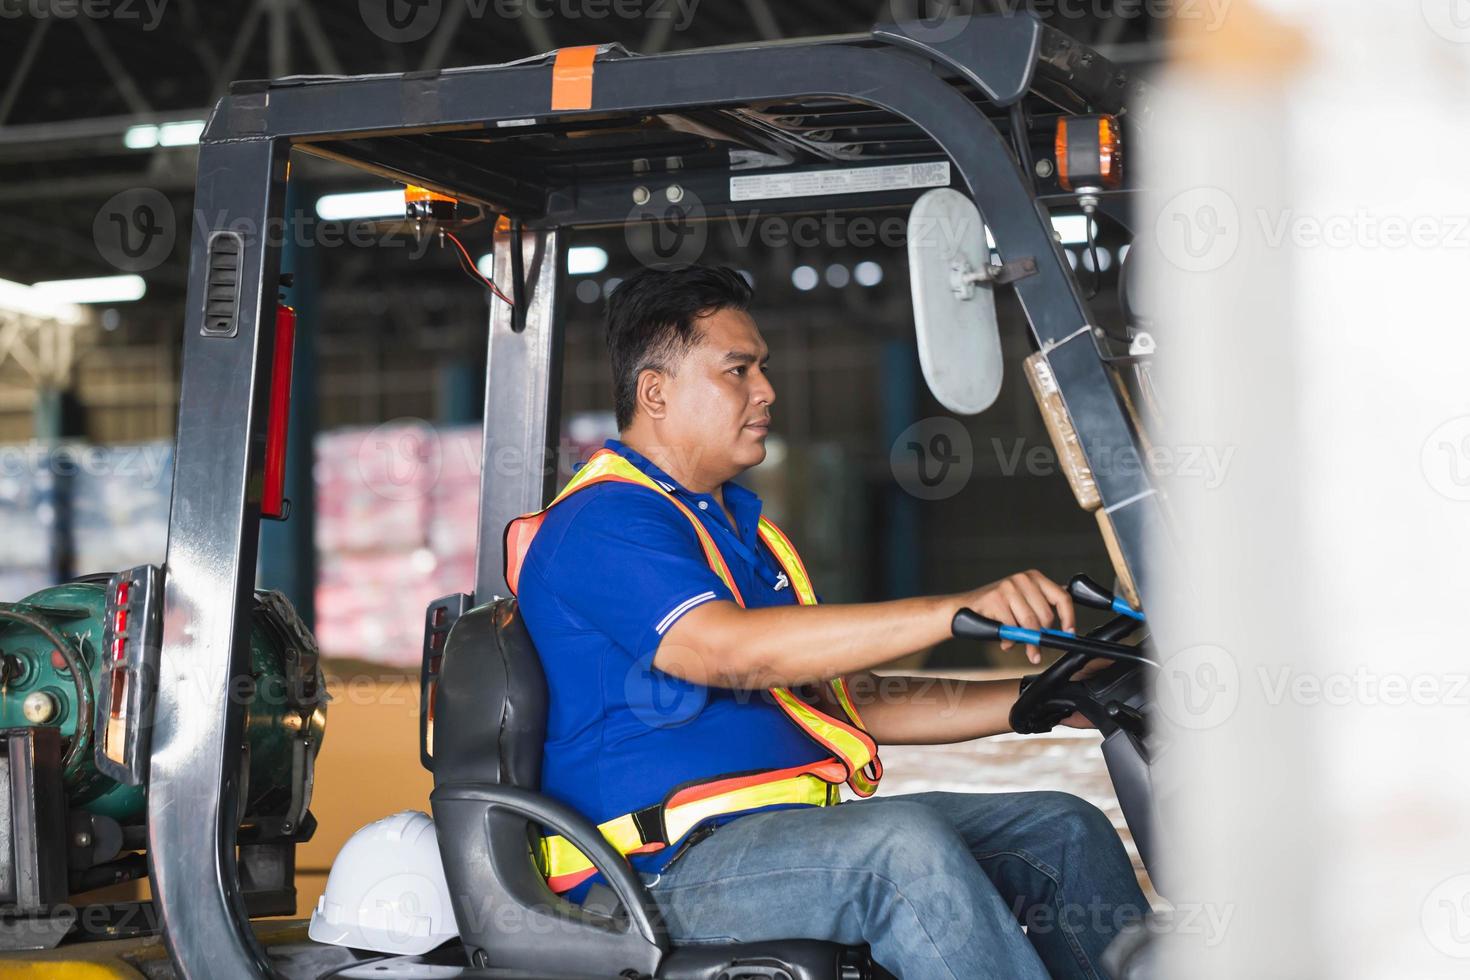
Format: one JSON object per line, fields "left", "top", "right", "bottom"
{"left": 0, "top": 0, "right": 1162, "bottom": 330}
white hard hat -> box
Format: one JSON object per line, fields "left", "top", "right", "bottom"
{"left": 309, "top": 810, "right": 459, "bottom": 955}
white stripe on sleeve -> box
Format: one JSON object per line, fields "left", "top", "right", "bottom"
{"left": 655, "top": 590, "right": 718, "bottom": 635}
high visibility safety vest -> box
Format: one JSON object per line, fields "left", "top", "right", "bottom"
{"left": 504, "top": 448, "right": 884, "bottom": 893}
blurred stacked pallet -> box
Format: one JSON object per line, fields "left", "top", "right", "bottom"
{"left": 71, "top": 442, "right": 173, "bottom": 577}
{"left": 314, "top": 421, "right": 478, "bottom": 667}
{"left": 0, "top": 452, "right": 57, "bottom": 600}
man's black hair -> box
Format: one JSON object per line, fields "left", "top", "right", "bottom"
{"left": 604, "top": 265, "right": 753, "bottom": 430}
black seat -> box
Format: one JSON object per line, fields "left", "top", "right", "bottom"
{"left": 427, "top": 597, "right": 878, "bottom": 980}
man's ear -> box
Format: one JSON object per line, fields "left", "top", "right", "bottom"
{"left": 635, "top": 367, "right": 668, "bottom": 420}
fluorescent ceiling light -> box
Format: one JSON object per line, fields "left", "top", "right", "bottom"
{"left": 123, "top": 125, "right": 159, "bottom": 149}
{"left": 315, "top": 190, "right": 404, "bottom": 221}
{"left": 123, "top": 120, "right": 205, "bottom": 149}
{"left": 0, "top": 278, "right": 86, "bottom": 325}
{"left": 157, "top": 120, "right": 206, "bottom": 146}
{"left": 32, "top": 274, "right": 146, "bottom": 304}
{"left": 567, "top": 246, "right": 609, "bottom": 276}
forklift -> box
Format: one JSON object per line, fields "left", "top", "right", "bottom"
{"left": 0, "top": 11, "right": 1170, "bottom": 978}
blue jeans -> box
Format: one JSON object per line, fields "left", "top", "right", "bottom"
{"left": 642, "top": 791, "right": 1148, "bottom": 980}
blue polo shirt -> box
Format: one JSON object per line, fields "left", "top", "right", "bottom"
{"left": 517, "top": 439, "right": 830, "bottom": 884}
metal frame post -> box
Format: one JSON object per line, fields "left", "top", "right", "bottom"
{"left": 473, "top": 225, "right": 566, "bottom": 603}
{"left": 150, "top": 136, "right": 289, "bottom": 979}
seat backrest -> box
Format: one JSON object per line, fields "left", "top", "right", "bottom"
{"left": 431, "top": 597, "right": 547, "bottom": 789}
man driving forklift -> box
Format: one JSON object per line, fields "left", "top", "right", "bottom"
{"left": 508, "top": 264, "right": 1148, "bottom": 980}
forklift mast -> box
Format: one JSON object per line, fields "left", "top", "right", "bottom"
{"left": 151, "top": 13, "right": 1164, "bottom": 977}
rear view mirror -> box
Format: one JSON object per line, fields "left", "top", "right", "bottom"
{"left": 907, "top": 188, "right": 1004, "bottom": 415}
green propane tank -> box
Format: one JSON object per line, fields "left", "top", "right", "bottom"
{"left": 0, "top": 578, "right": 326, "bottom": 825}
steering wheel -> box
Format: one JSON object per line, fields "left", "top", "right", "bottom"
{"left": 1009, "top": 649, "right": 1100, "bottom": 734}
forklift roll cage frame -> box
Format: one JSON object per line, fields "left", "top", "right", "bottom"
{"left": 151, "top": 12, "right": 1165, "bottom": 977}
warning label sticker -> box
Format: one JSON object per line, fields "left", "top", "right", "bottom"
{"left": 730, "top": 162, "right": 952, "bottom": 202}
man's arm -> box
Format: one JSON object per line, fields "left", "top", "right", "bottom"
{"left": 658, "top": 569, "right": 1075, "bottom": 690}
{"left": 839, "top": 672, "right": 1023, "bottom": 743}
{"left": 820, "top": 672, "right": 1023, "bottom": 744}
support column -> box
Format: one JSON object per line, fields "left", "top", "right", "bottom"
{"left": 472, "top": 225, "right": 565, "bottom": 603}
{"left": 149, "top": 136, "right": 288, "bottom": 980}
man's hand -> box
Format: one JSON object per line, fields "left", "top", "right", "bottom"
{"left": 957, "top": 570, "right": 1076, "bottom": 666}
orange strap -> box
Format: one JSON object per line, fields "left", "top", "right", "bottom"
{"left": 551, "top": 46, "right": 597, "bottom": 111}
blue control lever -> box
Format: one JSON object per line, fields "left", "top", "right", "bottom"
{"left": 951, "top": 609, "right": 1159, "bottom": 669}
{"left": 1067, "top": 574, "right": 1144, "bottom": 621}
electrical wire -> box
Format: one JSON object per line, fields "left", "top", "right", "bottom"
{"left": 443, "top": 230, "right": 515, "bottom": 306}
{"left": 1084, "top": 212, "right": 1102, "bottom": 300}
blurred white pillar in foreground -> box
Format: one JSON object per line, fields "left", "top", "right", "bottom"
{"left": 1144, "top": 2, "right": 1470, "bottom": 975}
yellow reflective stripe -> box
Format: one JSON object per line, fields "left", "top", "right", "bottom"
{"left": 554, "top": 449, "right": 657, "bottom": 498}
{"left": 757, "top": 517, "right": 817, "bottom": 605}
{"left": 539, "top": 774, "right": 835, "bottom": 881}
{"left": 829, "top": 674, "right": 869, "bottom": 731}
{"left": 539, "top": 811, "right": 645, "bottom": 879}
{"left": 663, "top": 772, "right": 834, "bottom": 843}
{"left": 769, "top": 687, "right": 877, "bottom": 775}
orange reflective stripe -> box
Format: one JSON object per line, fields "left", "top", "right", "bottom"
{"left": 503, "top": 510, "right": 546, "bottom": 595}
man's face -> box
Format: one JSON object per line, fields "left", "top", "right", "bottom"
{"left": 658, "top": 307, "right": 775, "bottom": 478}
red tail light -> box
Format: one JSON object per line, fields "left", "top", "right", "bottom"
{"left": 262, "top": 303, "right": 296, "bottom": 520}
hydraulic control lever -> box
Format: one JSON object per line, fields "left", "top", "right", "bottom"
{"left": 1067, "top": 574, "right": 1144, "bottom": 621}
{"left": 951, "top": 609, "right": 1159, "bottom": 669}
